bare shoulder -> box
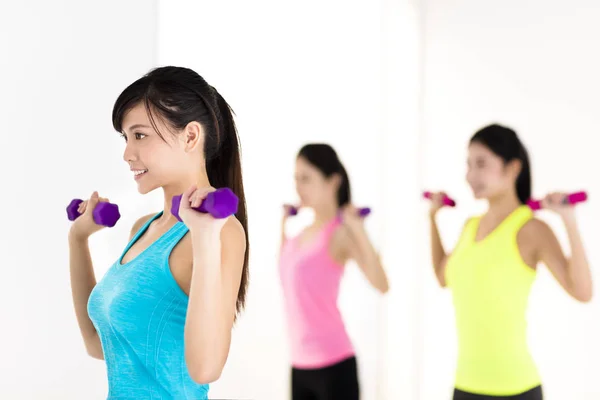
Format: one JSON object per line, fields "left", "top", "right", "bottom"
{"left": 168, "top": 217, "right": 246, "bottom": 296}
{"left": 520, "top": 217, "right": 553, "bottom": 239}
{"left": 128, "top": 213, "right": 157, "bottom": 239}
{"left": 518, "top": 218, "right": 556, "bottom": 258}
{"left": 331, "top": 223, "right": 351, "bottom": 244}
{"left": 221, "top": 216, "right": 247, "bottom": 251}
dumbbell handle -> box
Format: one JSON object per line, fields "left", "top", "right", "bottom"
{"left": 171, "top": 188, "right": 239, "bottom": 222}
{"left": 527, "top": 191, "right": 587, "bottom": 210}
{"left": 66, "top": 199, "right": 121, "bottom": 228}
{"left": 423, "top": 191, "right": 456, "bottom": 207}
{"left": 287, "top": 205, "right": 371, "bottom": 217}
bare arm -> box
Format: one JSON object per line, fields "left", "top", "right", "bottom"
{"left": 429, "top": 213, "right": 448, "bottom": 287}
{"left": 280, "top": 212, "right": 288, "bottom": 248}
{"left": 280, "top": 205, "right": 294, "bottom": 249}
{"left": 184, "top": 218, "right": 246, "bottom": 384}
{"left": 68, "top": 232, "right": 104, "bottom": 360}
{"left": 339, "top": 225, "right": 389, "bottom": 293}
{"left": 533, "top": 215, "right": 593, "bottom": 302}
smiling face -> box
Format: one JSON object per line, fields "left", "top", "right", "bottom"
{"left": 120, "top": 103, "right": 203, "bottom": 194}
{"left": 466, "top": 141, "right": 521, "bottom": 200}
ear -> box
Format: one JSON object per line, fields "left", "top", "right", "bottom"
{"left": 182, "top": 121, "right": 204, "bottom": 152}
{"left": 507, "top": 159, "right": 522, "bottom": 178}
{"left": 329, "top": 173, "right": 342, "bottom": 189}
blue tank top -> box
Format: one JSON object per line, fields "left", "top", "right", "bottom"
{"left": 87, "top": 211, "right": 209, "bottom": 399}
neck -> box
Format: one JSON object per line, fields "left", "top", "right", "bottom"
{"left": 313, "top": 202, "right": 339, "bottom": 226}
{"left": 486, "top": 191, "right": 522, "bottom": 218}
{"left": 160, "top": 172, "right": 211, "bottom": 224}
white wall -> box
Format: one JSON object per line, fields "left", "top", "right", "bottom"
{"left": 157, "top": 1, "right": 390, "bottom": 399}
{"left": 419, "top": 1, "right": 600, "bottom": 399}
{"left": 0, "top": 1, "right": 158, "bottom": 399}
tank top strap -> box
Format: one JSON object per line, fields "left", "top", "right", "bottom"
{"left": 496, "top": 205, "right": 533, "bottom": 236}
{"left": 122, "top": 211, "right": 190, "bottom": 261}
{"left": 151, "top": 214, "right": 190, "bottom": 255}
{"left": 320, "top": 215, "right": 343, "bottom": 242}
{"left": 119, "top": 212, "right": 162, "bottom": 263}
{"left": 452, "top": 216, "right": 480, "bottom": 250}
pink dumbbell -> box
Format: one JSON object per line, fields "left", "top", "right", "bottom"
{"left": 423, "top": 191, "right": 456, "bottom": 207}
{"left": 527, "top": 191, "right": 587, "bottom": 210}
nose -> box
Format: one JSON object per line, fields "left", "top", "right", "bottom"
{"left": 123, "top": 142, "right": 137, "bottom": 163}
{"left": 466, "top": 169, "right": 474, "bottom": 185}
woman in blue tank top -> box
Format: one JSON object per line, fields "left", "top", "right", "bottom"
{"left": 67, "top": 66, "right": 249, "bottom": 399}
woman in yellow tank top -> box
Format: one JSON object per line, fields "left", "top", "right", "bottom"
{"left": 428, "top": 124, "right": 593, "bottom": 400}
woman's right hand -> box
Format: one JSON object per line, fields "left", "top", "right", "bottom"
{"left": 428, "top": 192, "right": 447, "bottom": 217}
{"left": 69, "top": 191, "right": 110, "bottom": 240}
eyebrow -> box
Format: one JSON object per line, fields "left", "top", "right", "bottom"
{"left": 126, "top": 124, "right": 151, "bottom": 131}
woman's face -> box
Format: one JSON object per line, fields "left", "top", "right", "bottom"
{"left": 294, "top": 156, "right": 339, "bottom": 208}
{"left": 121, "top": 103, "right": 202, "bottom": 194}
{"left": 466, "top": 141, "right": 519, "bottom": 200}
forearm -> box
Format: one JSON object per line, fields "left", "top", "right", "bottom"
{"left": 563, "top": 215, "right": 593, "bottom": 300}
{"left": 349, "top": 227, "right": 389, "bottom": 292}
{"left": 68, "top": 233, "right": 103, "bottom": 358}
{"left": 185, "top": 232, "right": 232, "bottom": 380}
{"left": 429, "top": 213, "right": 447, "bottom": 286}
{"left": 280, "top": 216, "right": 288, "bottom": 248}
{"left": 429, "top": 214, "right": 446, "bottom": 271}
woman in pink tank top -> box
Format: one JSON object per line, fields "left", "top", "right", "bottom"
{"left": 279, "top": 143, "right": 389, "bottom": 400}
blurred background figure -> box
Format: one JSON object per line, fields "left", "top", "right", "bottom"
{"left": 279, "top": 144, "right": 389, "bottom": 400}
{"left": 427, "top": 124, "right": 592, "bottom": 400}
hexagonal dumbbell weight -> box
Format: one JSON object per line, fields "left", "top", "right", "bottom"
{"left": 171, "top": 187, "right": 239, "bottom": 222}
{"left": 66, "top": 199, "right": 121, "bottom": 228}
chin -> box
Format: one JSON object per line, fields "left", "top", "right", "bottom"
{"left": 136, "top": 182, "right": 159, "bottom": 195}
{"left": 471, "top": 189, "right": 486, "bottom": 199}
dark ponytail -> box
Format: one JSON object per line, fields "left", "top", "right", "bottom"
{"left": 112, "top": 66, "right": 249, "bottom": 316}
{"left": 297, "top": 143, "right": 351, "bottom": 207}
{"left": 470, "top": 124, "right": 532, "bottom": 204}
{"left": 208, "top": 90, "right": 249, "bottom": 316}
{"left": 515, "top": 145, "right": 532, "bottom": 205}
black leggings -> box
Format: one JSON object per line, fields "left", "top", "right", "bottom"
{"left": 291, "top": 356, "right": 359, "bottom": 400}
{"left": 453, "top": 385, "right": 543, "bottom": 400}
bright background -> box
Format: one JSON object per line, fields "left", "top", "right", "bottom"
{"left": 1, "top": 0, "right": 598, "bottom": 399}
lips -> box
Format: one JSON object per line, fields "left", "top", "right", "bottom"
{"left": 132, "top": 169, "right": 148, "bottom": 179}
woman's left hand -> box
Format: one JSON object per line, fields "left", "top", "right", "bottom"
{"left": 541, "top": 192, "right": 576, "bottom": 219}
{"left": 178, "top": 185, "right": 229, "bottom": 235}
{"left": 340, "top": 204, "right": 365, "bottom": 232}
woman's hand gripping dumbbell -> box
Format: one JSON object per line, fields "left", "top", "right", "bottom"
{"left": 66, "top": 191, "right": 121, "bottom": 239}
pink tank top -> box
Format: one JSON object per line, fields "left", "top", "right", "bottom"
{"left": 279, "top": 217, "right": 355, "bottom": 369}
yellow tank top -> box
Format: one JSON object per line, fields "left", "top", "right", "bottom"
{"left": 445, "top": 205, "right": 541, "bottom": 395}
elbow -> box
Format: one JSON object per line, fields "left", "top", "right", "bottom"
{"left": 84, "top": 335, "right": 104, "bottom": 360}
{"left": 85, "top": 346, "right": 104, "bottom": 360}
{"left": 572, "top": 278, "right": 593, "bottom": 303}
{"left": 575, "top": 290, "right": 593, "bottom": 303}
{"left": 186, "top": 352, "right": 224, "bottom": 384}
{"left": 188, "top": 364, "right": 222, "bottom": 384}
{"left": 378, "top": 280, "right": 389, "bottom": 294}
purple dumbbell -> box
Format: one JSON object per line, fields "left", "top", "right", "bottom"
{"left": 66, "top": 199, "right": 121, "bottom": 228}
{"left": 171, "top": 187, "right": 239, "bottom": 222}
{"left": 286, "top": 205, "right": 371, "bottom": 217}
